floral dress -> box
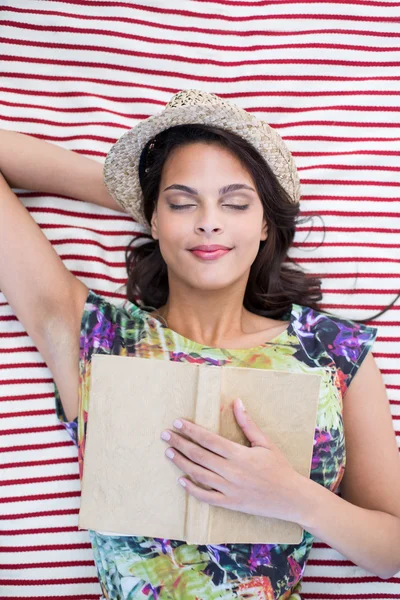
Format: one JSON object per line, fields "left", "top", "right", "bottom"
{"left": 55, "top": 289, "right": 378, "bottom": 600}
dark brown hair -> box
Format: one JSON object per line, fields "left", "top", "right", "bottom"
{"left": 124, "top": 123, "right": 398, "bottom": 323}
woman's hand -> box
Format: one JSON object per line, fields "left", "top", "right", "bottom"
{"left": 160, "top": 397, "right": 305, "bottom": 523}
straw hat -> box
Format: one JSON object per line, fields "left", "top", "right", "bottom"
{"left": 103, "top": 89, "right": 301, "bottom": 232}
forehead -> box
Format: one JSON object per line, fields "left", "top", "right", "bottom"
{"left": 162, "top": 142, "right": 252, "bottom": 182}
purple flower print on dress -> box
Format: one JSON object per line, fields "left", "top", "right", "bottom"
{"left": 293, "top": 309, "right": 326, "bottom": 340}
{"left": 248, "top": 544, "right": 275, "bottom": 571}
{"left": 85, "top": 306, "right": 117, "bottom": 351}
{"left": 64, "top": 420, "right": 78, "bottom": 444}
{"left": 142, "top": 582, "right": 159, "bottom": 598}
{"left": 206, "top": 544, "right": 230, "bottom": 563}
{"left": 330, "top": 322, "right": 371, "bottom": 363}
{"left": 312, "top": 427, "right": 332, "bottom": 470}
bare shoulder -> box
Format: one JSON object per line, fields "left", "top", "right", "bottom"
{"left": 340, "top": 352, "right": 400, "bottom": 518}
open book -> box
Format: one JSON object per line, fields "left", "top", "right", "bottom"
{"left": 78, "top": 354, "right": 321, "bottom": 544}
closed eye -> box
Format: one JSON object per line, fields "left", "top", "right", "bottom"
{"left": 169, "top": 204, "right": 249, "bottom": 211}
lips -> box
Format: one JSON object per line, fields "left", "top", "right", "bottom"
{"left": 189, "top": 247, "right": 232, "bottom": 261}
{"left": 189, "top": 245, "right": 231, "bottom": 252}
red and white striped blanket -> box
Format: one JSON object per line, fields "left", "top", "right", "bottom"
{"left": 0, "top": 1, "right": 399, "bottom": 598}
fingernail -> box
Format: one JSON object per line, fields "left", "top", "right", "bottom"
{"left": 173, "top": 419, "right": 183, "bottom": 429}
{"left": 161, "top": 431, "right": 171, "bottom": 441}
{"left": 166, "top": 448, "right": 175, "bottom": 458}
{"left": 238, "top": 398, "right": 246, "bottom": 411}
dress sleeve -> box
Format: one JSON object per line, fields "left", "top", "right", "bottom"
{"left": 54, "top": 289, "right": 120, "bottom": 447}
{"left": 324, "top": 316, "right": 378, "bottom": 397}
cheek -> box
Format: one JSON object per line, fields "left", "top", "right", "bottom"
{"left": 157, "top": 227, "right": 187, "bottom": 264}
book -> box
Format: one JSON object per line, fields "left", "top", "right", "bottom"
{"left": 78, "top": 354, "right": 321, "bottom": 544}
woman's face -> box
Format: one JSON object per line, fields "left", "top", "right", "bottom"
{"left": 151, "top": 142, "right": 268, "bottom": 292}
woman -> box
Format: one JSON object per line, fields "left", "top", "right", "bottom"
{"left": 0, "top": 89, "right": 399, "bottom": 600}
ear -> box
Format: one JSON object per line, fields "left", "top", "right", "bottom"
{"left": 151, "top": 207, "right": 159, "bottom": 241}
{"left": 261, "top": 218, "right": 268, "bottom": 242}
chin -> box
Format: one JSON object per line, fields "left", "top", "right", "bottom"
{"left": 186, "top": 275, "right": 237, "bottom": 291}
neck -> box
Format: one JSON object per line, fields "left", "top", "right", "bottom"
{"left": 157, "top": 279, "right": 254, "bottom": 348}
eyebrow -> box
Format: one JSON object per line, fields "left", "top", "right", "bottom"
{"left": 162, "top": 183, "right": 256, "bottom": 195}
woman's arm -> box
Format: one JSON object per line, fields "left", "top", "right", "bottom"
{"left": 293, "top": 352, "right": 400, "bottom": 579}
{"left": 0, "top": 128, "right": 126, "bottom": 213}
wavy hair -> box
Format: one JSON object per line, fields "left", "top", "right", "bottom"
{"left": 124, "top": 123, "right": 398, "bottom": 323}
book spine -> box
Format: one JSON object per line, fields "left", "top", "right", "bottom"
{"left": 184, "top": 365, "right": 221, "bottom": 545}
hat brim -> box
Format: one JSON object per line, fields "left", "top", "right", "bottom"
{"left": 103, "top": 102, "right": 300, "bottom": 229}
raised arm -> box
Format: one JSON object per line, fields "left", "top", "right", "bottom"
{"left": 0, "top": 169, "right": 89, "bottom": 422}
{"left": 0, "top": 128, "right": 125, "bottom": 212}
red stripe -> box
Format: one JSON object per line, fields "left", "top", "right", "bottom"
{"left": 4, "top": 71, "right": 400, "bottom": 86}
{"left": 301, "top": 196, "right": 400, "bottom": 202}
{"left": 3, "top": 56, "right": 400, "bottom": 87}
{"left": 1, "top": 409, "right": 56, "bottom": 418}
{"left": 293, "top": 242, "right": 400, "bottom": 248}
{"left": 0, "top": 527, "right": 81, "bottom": 536}
{"left": 288, "top": 135, "right": 400, "bottom": 141}
{"left": 18, "top": 0, "right": 400, "bottom": 23}
{"left": 5, "top": 47, "right": 400, "bottom": 69}
{"left": 298, "top": 164, "right": 400, "bottom": 171}
{"left": 302, "top": 592, "right": 399, "bottom": 600}
{"left": 194, "top": 0, "right": 400, "bottom": 6}
{"left": 40, "top": 224, "right": 136, "bottom": 235}
{"left": 293, "top": 256, "right": 400, "bottom": 262}
{"left": 0, "top": 543, "right": 90, "bottom": 552}
{"left": 0, "top": 442, "right": 73, "bottom": 454}
{"left": 71, "top": 270, "right": 126, "bottom": 283}
{"left": 0, "top": 597, "right": 99, "bottom": 600}
{"left": 0, "top": 474, "right": 79, "bottom": 487}
{"left": 302, "top": 576, "right": 400, "bottom": 584}
{"left": 51, "top": 239, "right": 127, "bottom": 250}
{"left": 6, "top": 103, "right": 400, "bottom": 127}
{"left": 3, "top": 6, "right": 400, "bottom": 38}
{"left": 4, "top": 28, "right": 399, "bottom": 61}
{"left": 302, "top": 595, "right": 400, "bottom": 599}
{"left": 0, "top": 458, "right": 77, "bottom": 470}
{"left": 0, "top": 392, "right": 55, "bottom": 402}
{"left": 0, "top": 332, "right": 29, "bottom": 338}
{"left": 320, "top": 289, "right": 400, "bottom": 294}
{"left": 5, "top": 85, "right": 400, "bottom": 102}
{"left": 0, "top": 491, "right": 81, "bottom": 504}
{"left": 60, "top": 254, "right": 125, "bottom": 267}
{"left": 0, "top": 378, "right": 54, "bottom": 385}
{"left": 0, "top": 347, "right": 39, "bottom": 353}
{"left": 4, "top": 23, "right": 400, "bottom": 54}
{"left": 0, "top": 315, "right": 22, "bottom": 322}
{"left": 0, "top": 362, "right": 47, "bottom": 370}
{"left": 27, "top": 205, "right": 131, "bottom": 221}
{"left": 7, "top": 87, "right": 400, "bottom": 103}
{"left": 296, "top": 226, "right": 400, "bottom": 233}
{"left": 307, "top": 559, "right": 368, "bottom": 567}
{"left": 0, "top": 578, "right": 98, "bottom": 586}
{"left": 0, "top": 425, "right": 66, "bottom": 436}
{"left": 301, "top": 184, "right": 400, "bottom": 191}
{"left": 274, "top": 120, "right": 400, "bottom": 128}
{"left": 296, "top": 151, "right": 400, "bottom": 157}
{"left": 0, "top": 30, "right": 399, "bottom": 56}
{"left": 0, "top": 559, "right": 92, "bottom": 568}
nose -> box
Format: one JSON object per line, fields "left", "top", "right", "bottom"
{"left": 196, "top": 224, "right": 222, "bottom": 235}
{"left": 194, "top": 207, "right": 223, "bottom": 236}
